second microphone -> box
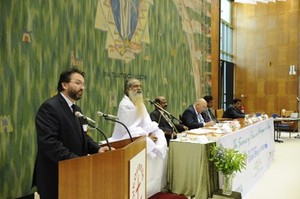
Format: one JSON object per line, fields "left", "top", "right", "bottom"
{"left": 97, "top": 111, "right": 118, "bottom": 120}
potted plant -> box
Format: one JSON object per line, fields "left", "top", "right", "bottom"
{"left": 210, "top": 144, "right": 247, "bottom": 195}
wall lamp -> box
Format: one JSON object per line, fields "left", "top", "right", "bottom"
{"left": 289, "top": 65, "right": 297, "bottom": 76}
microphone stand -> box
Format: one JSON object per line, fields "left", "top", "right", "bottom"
{"left": 88, "top": 123, "right": 112, "bottom": 151}
{"left": 104, "top": 118, "right": 134, "bottom": 142}
{"left": 150, "top": 101, "right": 182, "bottom": 123}
{"left": 149, "top": 101, "right": 181, "bottom": 134}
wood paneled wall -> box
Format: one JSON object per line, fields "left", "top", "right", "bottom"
{"left": 232, "top": 0, "right": 300, "bottom": 116}
{"left": 211, "top": 0, "right": 221, "bottom": 107}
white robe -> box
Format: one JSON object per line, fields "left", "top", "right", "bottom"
{"left": 111, "top": 95, "right": 168, "bottom": 197}
{"left": 112, "top": 95, "right": 167, "bottom": 158}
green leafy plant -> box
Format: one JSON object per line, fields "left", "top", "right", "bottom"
{"left": 210, "top": 145, "right": 247, "bottom": 175}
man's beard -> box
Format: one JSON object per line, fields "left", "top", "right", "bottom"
{"left": 68, "top": 88, "right": 83, "bottom": 101}
{"left": 129, "top": 90, "right": 144, "bottom": 117}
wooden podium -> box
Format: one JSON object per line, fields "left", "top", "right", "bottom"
{"left": 59, "top": 136, "right": 147, "bottom": 199}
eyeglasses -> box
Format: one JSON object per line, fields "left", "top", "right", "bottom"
{"left": 69, "top": 81, "right": 86, "bottom": 89}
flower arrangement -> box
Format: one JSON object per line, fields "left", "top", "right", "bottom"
{"left": 210, "top": 145, "right": 247, "bottom": 175}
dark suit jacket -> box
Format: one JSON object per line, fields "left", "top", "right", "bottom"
{"left": 150, "top": 109, "right": 185, "bottom": 145}
{"left": 181, "top": 105, "right": 204, "bottom": 129}
{"left": 33, "top": 93, "right": 100, "bottom": 199}
{"left": 223, "top": 104, "right": 245, "bottom": 119}
{"left": 202, "top": 108, "right": 218, "bottom": 123}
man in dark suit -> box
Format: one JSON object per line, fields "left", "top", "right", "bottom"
{"left": 223, "top": 98, "right": 245, "bottom": 119}
{"left": 181, "top": 98, "right": 215, "bottom": 130}
{"left": 33, "top": 68, "right": 111, "bottom": 199}
{"left": 202, "top": 95, "right": 218, "bottom": 123}
{"left": 150, "top": 96, "right": 188, "bottom": 146}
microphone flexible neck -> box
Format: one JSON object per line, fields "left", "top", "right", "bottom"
{"left": 150, "top": 101, "right": 181, "bottom": 123}
{"left": 88, "top": 123, "right": 112, "bottom": 151}
{"left": 105, "top": 117, "right": 134, "bottom": 142}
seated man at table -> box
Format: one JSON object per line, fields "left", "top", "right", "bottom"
{"left": 150, "top": 96, "right": 188, "bottom": 146}
{"left": 202, "top": 95, "right": 218, "bottom": 123}
{"left": 111, "top": 78, "right": 168, "bottom": 198}
{"left": 181, "top": 98, "right": 215, "bottom": 129}
{"left": 223, "top": 98, "right": 246, "bottom": 119}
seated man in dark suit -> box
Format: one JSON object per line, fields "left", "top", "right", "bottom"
{"left": 150, "top": 96, "right": 188, "bottom": 146}
{"left": 181, "top": 98, "right": 215, "bottom": 130}
{"left": 202, "top": 95, "right": 218, "bottom": 123}
{"left": 223, "top": 98, "right": 246, "bottom": 119}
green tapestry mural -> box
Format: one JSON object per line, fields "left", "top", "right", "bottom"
{"left": 0, "top": 0, "right": 212, "bottom": 197}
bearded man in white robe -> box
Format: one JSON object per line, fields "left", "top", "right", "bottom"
{"left": 111, "top": 78, "right": 168, "bottom": 198}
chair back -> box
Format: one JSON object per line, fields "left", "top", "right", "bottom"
{"left": 215, "top": 109, "right": 224, "bottom": 118}
{"left": 291, "top": 112, "right": 298, "bottom": 118}
{"left": 281, "top": 109, "right": 296, "bottom": 117}
{"left": 285, "top": 110, "right": 294, "bottom": 117}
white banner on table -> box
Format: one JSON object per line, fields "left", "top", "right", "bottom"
{"left": 217, "top": 118, "right": 275, "bottom": 197}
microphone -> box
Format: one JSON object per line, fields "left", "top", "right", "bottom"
{"left": 146, "top": 98, "right": 182, "bottom": 123}
{"left": 87, "top": 123, "right": 112, "bottom": 151}
{"left": 146, "top": 99, "right": 171, "bottom": 116}
{"left": 97, "top": 111, "right": 133, "bottom": 142}
{"left": 97, "top": 111, "right": 118, "bottom": 120}
{"left": 74, "top": 111, "right": 96, "bottom": 124}
{"left": 74, "top": 112, "right": 112, "bottom": 150}
{"left": 145, "top": 98, "right": 155, "bottom": 104}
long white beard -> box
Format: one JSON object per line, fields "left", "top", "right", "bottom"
{"left": 129, "top": 91, "right": 145, "bottom": 117}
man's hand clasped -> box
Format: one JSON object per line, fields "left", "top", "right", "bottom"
{"left": 149, "top": 133, "right": 158, "bottom": 142}
{"left": 204, "top": 121, "right": 215, "bottom": 127}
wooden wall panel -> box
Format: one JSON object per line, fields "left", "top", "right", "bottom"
{"left": 232, "top": 0, "right": 299, "bottom": 116}
{"left": 256, "top": 49, "right": 267, "bottom": 64}
{"left": 278, "top": 46, "right": 289, "bottom": 64}
{"left": 277, "top": 80, "right": 287, "bottom": 94}
{"left": 254, "top": 95, "right": 267, "bottom": 113}
{"left": 287, "top": 79, "right": 298, "bottom": 94}
{"left": 289, "top": 30, "right": 298, "bottom": 43}
{"left": 256, "top": 80, "right": 265, "bottom": 94}
{"left": 288, "top": 11, "right": 298, "bottom": 28}
{"left": 266, "top": 95, "right": 276, "bottom": 113}
{"left": 278, "top": 13, "right": 288, "bottom": 29}
{"left": 211, "top": 0, "right": 220, "bottom": 107}
{"left": 289, "top": 44, "right": 299, "bottom": 61}
{"left": 265, "top": 81, "right": 276, "bottom": 94}
{"left": 247, "top": 80, "right": 256, "bottom": 94}
{"left": 267, "top": 32, "right": 276, "bottom": 47}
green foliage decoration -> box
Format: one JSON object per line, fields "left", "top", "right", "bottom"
{"left": 210, "top": 145, "right": 247, "bottom": 176}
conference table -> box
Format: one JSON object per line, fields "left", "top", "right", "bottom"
{"left": 168, "top": 118, "right": 275, "bottom": 199}
{"left": 273, "top": 117, "right": 300, "bottom": 143}
{"left": 168, "top": 140, "right": 219, "bottom": 199}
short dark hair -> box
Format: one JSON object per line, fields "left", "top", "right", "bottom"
{"left": 233, "top": 98, "right": 242, "bottom": 104}
{"left": 203, "top": 95, "right": 213, "bottom": 102}
{"left": 57, "top": 67, "right": 85, "bottom": 92}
